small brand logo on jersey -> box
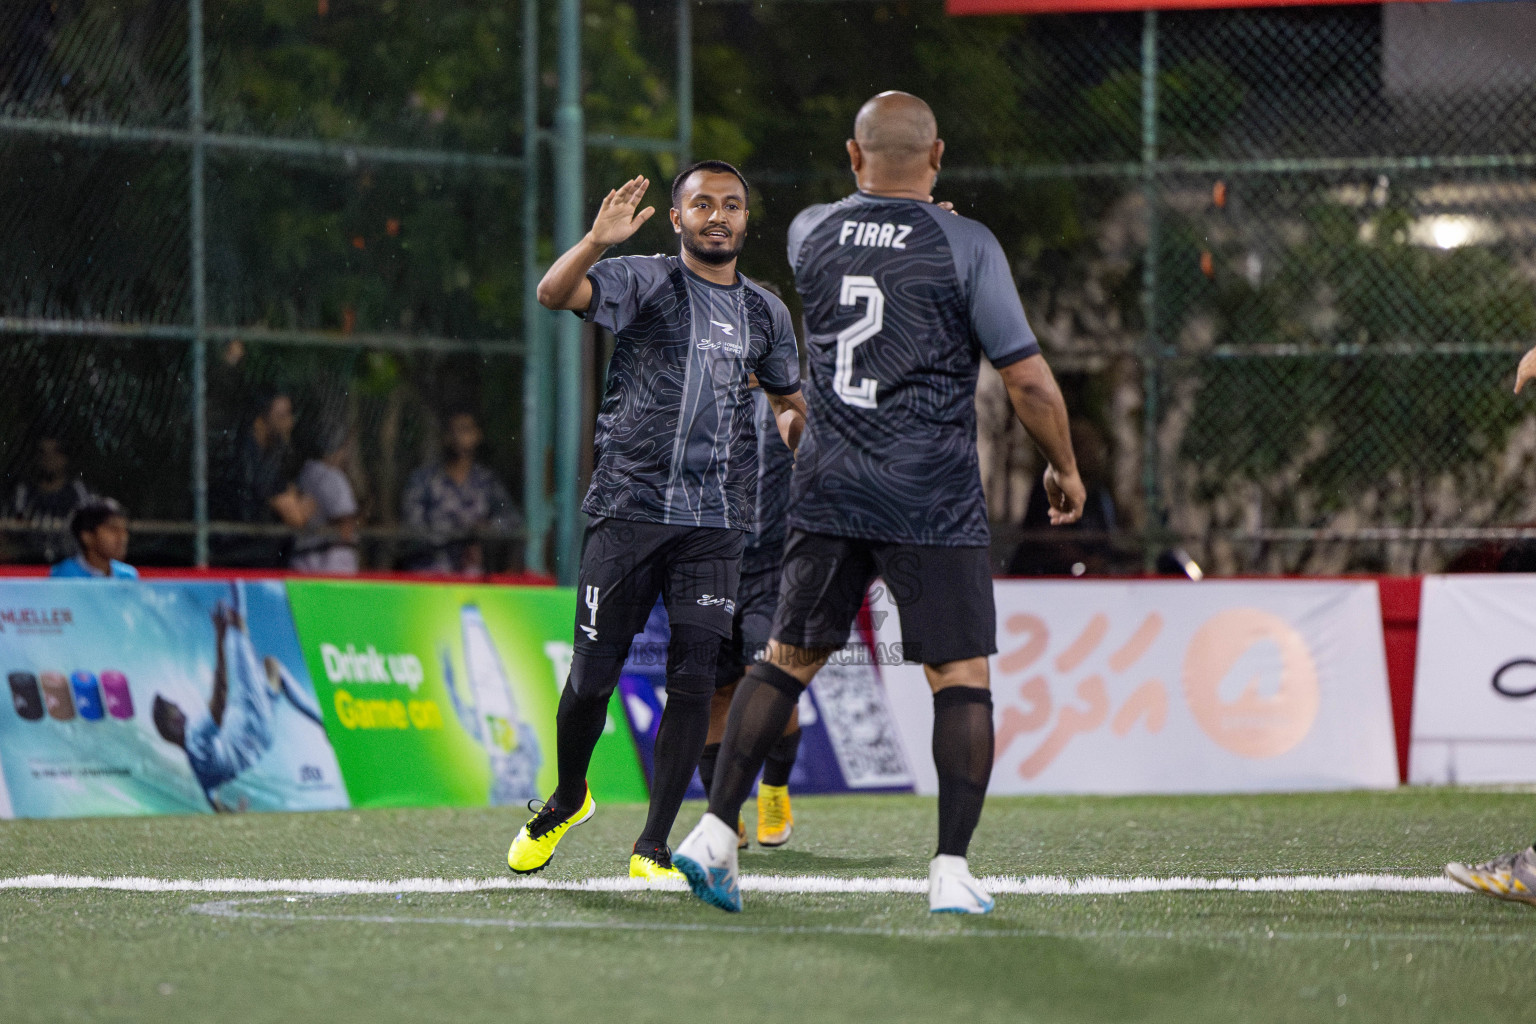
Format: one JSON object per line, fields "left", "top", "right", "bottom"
{"left": 696, "top": 594, "right": 736, "bottom": 615}
{"left": 696, "top": 334, "right": 744, "bottom": 355}
{"left": 708, "top": 320, "right": 736, "bottom": 336}
{"left": 581, "top": 586, "right": 601, "bottom": 642}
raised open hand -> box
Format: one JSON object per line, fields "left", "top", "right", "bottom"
{"left": 589, "top": 176, "right": 656, "bottom": 247}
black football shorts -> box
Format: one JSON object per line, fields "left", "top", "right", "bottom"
{"left": 770, "top": 528, "right": 997, "bottom": 665}
{"left": 573, "top": 517, "right": 744, "bottom": 653}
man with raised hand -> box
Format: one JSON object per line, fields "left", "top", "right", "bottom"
{"left": 675, "top": 93, "right": 1084, "bottom": 914}
{"left": 509, "top": 163, "right": 806, "bottom": 882}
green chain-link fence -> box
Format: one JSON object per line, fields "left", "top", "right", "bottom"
{"left": 6, "top": 0, "right": 1536, "bottom": 576}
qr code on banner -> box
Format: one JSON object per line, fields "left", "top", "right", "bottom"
{"left": 813, "top": 651, "right": 912, "bottom": 789}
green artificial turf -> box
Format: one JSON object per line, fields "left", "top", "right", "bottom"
{"left": 1, "top": 789, "right": 1533, "bottom": 1024}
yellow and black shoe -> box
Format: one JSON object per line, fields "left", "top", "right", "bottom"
{"left": 507, "top": 788, "right": 595, "bottom": 874}
{"left": 757, "top": 784, "right": 794, "bottom": 847}
{"left": 629, "top": 842, "right": 684, "bottom": 882}
{"left": 736, "top": 816, "right": 749, "bottom": 850}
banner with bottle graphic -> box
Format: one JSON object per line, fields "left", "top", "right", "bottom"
{"left": 873, "top": 579, "right": 1399, "bottom": 795}
{"left": 283, "top": 581, "right": 648, "bottom": 809}
{"left": 0, "top": 580, "right": 347, "bottom": 818}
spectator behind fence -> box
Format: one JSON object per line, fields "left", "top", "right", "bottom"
{"left": 51, "top": 499, "right": 138, "bottom": 579}
{"left": 291, "top": 422, "right": 360, "bottom": 575}
{"left": 1007, "top": 418, "right": 1120, "bottom": 576}
{"left": 231, "top": 390, "right": 314, "bottom": 567}
{"left": 401, "top": 411, "right": 519, "bottom": 574}
{"left": 10, "top": 437, "right": 93, "bottom": 563}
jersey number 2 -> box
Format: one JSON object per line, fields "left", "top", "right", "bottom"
{"left": 835, "top": 275, "right": 883, "bottom": 409}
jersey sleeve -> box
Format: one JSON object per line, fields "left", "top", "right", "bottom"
{"left": 583, "top": 255, "right": 669, "bottom": 335}
{"left": 962, "top": 223, "right": 1041, "bottom": 370}
{"left": 786, "top": 203, "right": 838, "bottom": 277}
{"left": 754, "top": 297, "right": 802, "bottom": 396}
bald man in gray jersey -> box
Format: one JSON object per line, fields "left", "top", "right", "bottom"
{"left": 676, "top": 92, "right": 1085, "bottom": 914}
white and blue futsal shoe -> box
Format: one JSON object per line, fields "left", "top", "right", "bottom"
{"left": 674, "top": 813, "right": 743, "bottom": 913}
{"left": 929, "top": 854, "right": 994, "bottom": 914}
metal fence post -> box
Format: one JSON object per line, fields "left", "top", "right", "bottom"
{"left": 553, "top": 0, "right": 586, "bottom": 584}
{"left": 189, "top": 0, "right": 209, "bottom": 567}
{"left": 677, "top": 0, "right": 693, "bottom": 168}
{"left": 1139, "top": 9, "right": 1160, "bottom": 571}
{"left": 522, "top": 0, "right": 550, "bottom": 575}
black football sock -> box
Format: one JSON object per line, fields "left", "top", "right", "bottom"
{"left": 761, "top": 728, "right": 802, "bottom": 788}
{"left": 637, "top": 624, "right": 720, "bottom": 847}
{"left": 552, "top": 644, "right": 628, "bottom": 812}
{"left": 932, "top": 686, "right": 994, "bottom": 858}
{"left": 708, "top": 663, "right": 805, "bottom": 825}
{"left": 638, "top": 692, "right": 712, "bottom": 846}
{"left": 698, "top": 742, "right": 722, "bottom": 799}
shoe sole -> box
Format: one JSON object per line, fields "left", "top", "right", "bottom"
{"left": 508, "top": 799, "right": 596, "bottom": 876}
{"left": 674, "top": 854, "right": 741, "bottom": 913}
{"left": 757, "top": 826, "right": 792, "bottom": 848}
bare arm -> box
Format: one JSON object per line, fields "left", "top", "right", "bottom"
{"left": 1517, "top": 345, "right": 1536, "bottom": 393}
{"left": 536, "top": 176, "right": 656, "bottom": 311}
{"left": 765, "top": 390, "right": 807, "bottom": 452}
{"left": 998, "top": 354, "right": 1086, "bottom": 525}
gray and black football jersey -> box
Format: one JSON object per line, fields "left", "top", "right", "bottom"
{"left": 581, "top": 254, "right": 801, "bottom": 531}
{"left": 742, "top": 388, "right": 795, "bottom": 572}
{"left": 785, "top": 192, "right": 1041, "bottom": 547}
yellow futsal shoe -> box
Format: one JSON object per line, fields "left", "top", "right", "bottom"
{"left": 629, "top": 852, "right": 684, "bottom": 882}
{"left": 737, "top": 816, "right": 749, "bottom": 850}
{"left": 756, "top": 784, "right": 794, "bottom": 847}
{"left": 507, "top": 788, "right": 595, "bottom": 874}
{"left": 1446, "top": 846, "right": 1536, "bottom": 906}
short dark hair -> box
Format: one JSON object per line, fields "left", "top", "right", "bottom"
{"left": 671, "top": 160, "right": 750, "bottom": 210}
{"left": 70, "top": 498, "right": 127, "bottom": 542}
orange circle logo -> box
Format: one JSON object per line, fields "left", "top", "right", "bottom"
{"left": 1181, "top": 609, "right": 1319, "bottom": 759}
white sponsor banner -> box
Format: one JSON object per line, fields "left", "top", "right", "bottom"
{"left": 1412, "top": 575, "right": 1536, "bottom": 785}
{"left": 872, "top": 580, "right": 1397, "bottom": 795}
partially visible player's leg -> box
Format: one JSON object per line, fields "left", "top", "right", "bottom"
{"left": 631, "top": 526, "right": 743, "bottom": 875}
{"left": 508, "top": 519, "right": 659, "bottom": 874}
{"left": 677, "top": 531, "right": 869, "bottom": 911}
{"left": 879, "top": 543, "right": 998, "bottom": 914}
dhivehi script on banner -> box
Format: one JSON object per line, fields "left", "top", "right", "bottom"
{"left": 1411, "top": 575, "right": 1536, "bottom": 785}
{"left": 872, "top": 580, "right": 1397, "bottom": 795}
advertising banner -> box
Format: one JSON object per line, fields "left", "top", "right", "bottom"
{"left": 0, "top": 580, "right": 347, "bottom": 818}
{"left": 1411, "top": 575, "right": 1536, "bottom": 785}
{"left": 284, "top": 581, "right": 647, "bottom": 809}
{"left": 617, "top": 602, "right": 913, "bottom": 797}
{"left": 873, "top": 580, "right": 1397, "bottom": 795}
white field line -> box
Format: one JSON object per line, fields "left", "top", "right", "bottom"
{"left": 0, "top": 872, "right": 1465, "bottom": 896}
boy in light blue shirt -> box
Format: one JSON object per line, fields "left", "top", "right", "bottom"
{"left": 50, "top": 499, "right": 138, "bottom": 579}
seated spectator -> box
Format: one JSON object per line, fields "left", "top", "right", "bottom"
{"left": 51, "top": 499, "right": 138, "bottom": 579}
{"left": 10, "top": 436, "right": 93, "bottom": 563}
{"left": 1007, "top": 418, "right": 1120, "bottom": 576}
{"left": 291, "top": 422, "right": 360, "bottom": 575}
{"left": 228, "top": 390, "right": 314, "bottom": 567}
{"left": 401, "top": 411, "right": 520, "bottom": 574}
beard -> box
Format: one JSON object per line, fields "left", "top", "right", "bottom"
{"left": 681, "top": 226, "right": 745, "bottom": 266}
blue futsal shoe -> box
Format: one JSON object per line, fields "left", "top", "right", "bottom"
{"left": 674, "top": 813, "right": 743, "bottom": 913}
